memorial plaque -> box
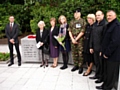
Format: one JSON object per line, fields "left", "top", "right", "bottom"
{"left": 21, "top": 35, "right": 73, "bottom": 64}
{"left": 21, "top": 36, "right": 40, "bottom": 62}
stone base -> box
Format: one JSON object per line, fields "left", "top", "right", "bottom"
{"left": 0, "top": 54, "right": 16, "bottom": 64}
{"left": 0, "top": 60, "right": 10, "bottom": 64}
{"left": 21, "top": 35, "right": 74, "bottom": 64}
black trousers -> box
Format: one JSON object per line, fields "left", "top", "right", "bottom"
{"left": 102, "top": 60, "right": 119, "bottom": 90}
{"left": 8, "top": 42, "right": 21, "bottom": 64}
{"left": 94, "top": 51, "right": 103, "bottom": 78}
{"left": 61, "top": 51, "right": 69, "bottom": 67}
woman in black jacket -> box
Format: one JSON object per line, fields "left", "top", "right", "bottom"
{"left": 83, "top": 14, "right": 96, "bottom": 76}
{"left": 58, "top": 15, "right": 71, "bottom": 70}
{"left": 49, "top": 18, "right": 59, "bottom": 68}
{"left": 36, "top": 21, "right": 49, "bottom": 67}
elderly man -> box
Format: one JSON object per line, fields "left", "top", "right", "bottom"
{"left": 68, "top": 8, "right": 86, "bottom": 74}
{"left": 96, "top": 10, "right": 120, "bottom": 90}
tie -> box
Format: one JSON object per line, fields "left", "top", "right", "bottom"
{"left": 10, "top": 23, "right": 12, "bottom": 31}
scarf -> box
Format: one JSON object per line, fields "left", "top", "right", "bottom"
{"left": 59, "top": 23, "right": 67, "bottom": 37}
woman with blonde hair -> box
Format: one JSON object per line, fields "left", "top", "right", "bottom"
{"left": 36, "top": 21, "right": 49, "bottom": 67}
{"left": 83, "top": 14, "right": 96, "bottom": 76}
{"left": 49, "top": 17, "right": 59, "bottom": 68}
{"left": 58, "top": 15, "right": 71, "bottom": 70}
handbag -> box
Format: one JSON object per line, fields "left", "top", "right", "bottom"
{"left": 43, "top": 45, "right": 50, "bottom": 54}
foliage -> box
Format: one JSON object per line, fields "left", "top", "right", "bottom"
{"left": 30, "top": 2, "right": 60, "bottom": 33}
{"left": 30, "top": 0, "right": 120, "bottom": 34}
{"left": 0, "top": 3, "right": 32, "bottom": 38}
{"left": 0, "top": 52, "right": 10, "bottom": 61}
{"left": 0, "top": 0, "right": 24, "bottom": 4}
{"left": 0, "top": 5, "right": 9, "bottom": 38}
{"left": 0, "top": 0, "right": 120, "bottom": 36}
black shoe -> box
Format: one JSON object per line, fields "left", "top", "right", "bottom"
{"left": 71, "top": 66, "right": 79, "bottom": 72}
{"left": 40, "top": 61, "right": 45, "bottom": 67}
{"left": 89, "top": 76, "right": 98, "bottom": 79}
{"left": 18, "top": 63, "right": 21, "bottom": 66}
{"left": 46, "top": 64, "right": 48, "bottom": 67}
{"left": 78, "top": 67, "right": 83, "bottom": 74}
{"left": 40, "top": 64, "right": 44, "bottom": 67}
{"left": 8, "top": 63, "right": 14, "bottom": 67}
{"left": 95, "top": 79, "right": 103, "bottom": 83}
{"left": 60, "top": 66, "right": 68, "bottom": 70}
{"left": 96, "top": 86, "right": 104, "bottom": 89}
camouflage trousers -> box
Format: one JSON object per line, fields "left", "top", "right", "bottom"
{"left": 71, "top": 43, "right": 83, "bottom": 67}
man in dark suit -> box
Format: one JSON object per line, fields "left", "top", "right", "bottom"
{"left": 5, "top": 16, "right": 21, "bottom": 66}
{"left": 89, "top": 10, "right": 107, "bottom": 83}
{"left": 96, "top": 10, "right": 120, "bottom": 90}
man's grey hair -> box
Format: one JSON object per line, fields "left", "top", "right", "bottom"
{"left": 107, "top": 10, "right": 116, "bottom": 16}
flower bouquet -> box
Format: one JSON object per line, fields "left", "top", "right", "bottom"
{"left": 54, "top": 35, "right": 66, "bottom": 50}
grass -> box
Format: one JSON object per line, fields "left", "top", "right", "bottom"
{"left": 0, "top": 52, "right": 10, "bottom": 61}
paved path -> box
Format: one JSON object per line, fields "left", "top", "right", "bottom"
{"left": 0, "top": 44, "right": 106, "bottom": 90}
{"left": 0, "top": 63, "right": 101, "bottom": 90}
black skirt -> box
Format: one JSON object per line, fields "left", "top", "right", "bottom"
{"left": 83, "top": 52, "right": 94, "bottom": 66}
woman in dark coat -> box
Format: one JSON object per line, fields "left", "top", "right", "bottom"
{"left": 49, "top": 18, "right": 59, "bottom": 68}
{"left": 58, "top": 15, "right": 71, "bottom": 70}
{"left": 83, "top": 14, "right": 96, "bottom": 76}
{"left": 36, "top": 21, "right": 49, "bottom": 67}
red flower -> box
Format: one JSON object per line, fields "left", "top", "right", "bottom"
{"left": 28, "top": 35, "right": 36, "bottom": 38}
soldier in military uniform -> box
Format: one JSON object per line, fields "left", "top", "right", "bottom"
{"left": 68, "top": 8, "right": 86, "bottom": 74}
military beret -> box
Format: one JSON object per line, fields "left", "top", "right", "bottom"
{"left": 73, "top": 8, "right": 81, "bottom": 13}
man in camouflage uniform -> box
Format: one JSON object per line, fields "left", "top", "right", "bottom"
{"left": 68, "top": 8, "right": 86, "bottom": 74}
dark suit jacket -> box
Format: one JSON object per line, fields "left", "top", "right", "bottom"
{"left": 49, "top": 26, "right": 59, "bottom": 47}
{"left": 90, "top": 19, "right": 107, "bottom": 52}
{"left": 101, "top": 18, "right": 120, "bottom": 62}
{"left": 5, "top": 22, "right": 19, "bottom": 43}
{"left": 36, "top": 28, "right": 49, "bottom": 49}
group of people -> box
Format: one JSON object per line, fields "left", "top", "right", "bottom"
{"left": 84, "top": 10, "right": 120, "bottom": 90}
{"left": 5, "top": 8, "right": 120, "bottom": 90}
{"left": 36, "top": 15, "right": 71, "bottom": 69}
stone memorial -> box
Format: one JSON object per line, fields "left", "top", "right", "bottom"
{"left": 21, "top": 35, "right": 73, "bottom": 64}
{"left": 21, "top": 35, "right": 40, "bottom": 62}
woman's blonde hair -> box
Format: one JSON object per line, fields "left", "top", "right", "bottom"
{"left": 58, "top": 15, "right": 67, "bottom": 24}
{"left": 87, "top": 14, "right": 96, "bottom": 23}
{"left": 38, "top": 21, "right": 45, "bottom": 27}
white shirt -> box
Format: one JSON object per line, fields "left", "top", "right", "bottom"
{"left": 10, "top": 22, "right": 14, "bottom": 27}
{"left": 40, "top": 30, "right": 43, "bottom": 33}
{"left": 40, "top": 30, "right": 43, "bottom": 37}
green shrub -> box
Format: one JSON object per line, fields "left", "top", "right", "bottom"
{"left": 0, "top": 52, "right": 10, "bottom": 61}
{"left": 0, "top": 0, "right": 120, "bottom": 35}
{"left": 30, "top": 2, "right": 61, "bottom": 33}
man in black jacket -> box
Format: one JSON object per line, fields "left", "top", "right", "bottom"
{"left": 89, "top": 10, "right": 107, "bottom": 83}
{"left": 96, "top": 10, "right": 120, "bottom": 90}
{"left": 5, "top": 16, "right": 21, "bottom": 66}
